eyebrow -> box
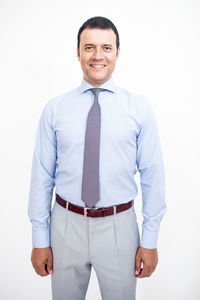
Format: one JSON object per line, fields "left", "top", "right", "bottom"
{"left": 84, "top": 43, "right": 113, "bottom": 47}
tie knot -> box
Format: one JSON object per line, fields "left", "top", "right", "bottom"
{"left": 89, "top": 88, "right": 108, "bottom": 97}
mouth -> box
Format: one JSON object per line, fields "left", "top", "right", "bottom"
{"left": 89, "top": 64, "right": 106, "bottom": 69}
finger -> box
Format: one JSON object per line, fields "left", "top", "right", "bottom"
{"left": 35, "top": 262, "right": 49, "bottom": 277}
{"left": 138, "top": 265, "right": 151, "bottom": 278}
{"left": 40, "top": 263, "right": 49, "bottom": 277}
{"left": 47, "top": 255, "right": 53, "bottom": 274}
{"left": 135, "top": 267, "right": 143, "bottom": 278}
{"left": 135, "top": 253, "right": 142, "bottom": 276}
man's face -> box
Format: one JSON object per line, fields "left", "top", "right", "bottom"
{"left": 77, "top": 28, "right": 120, "bottom": 87}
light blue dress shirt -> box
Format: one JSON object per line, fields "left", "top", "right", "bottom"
{"left": 28, "top": 76, "right": 166, "bottom": 249}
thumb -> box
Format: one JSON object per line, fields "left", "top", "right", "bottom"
{"left": 135, "top": 250, "right": 142, "bottom": 275}
{"left": 46, "top": 253, "right": 53, "bottom": 274}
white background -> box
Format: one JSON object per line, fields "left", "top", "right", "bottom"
{"left": 0, "top": 0, "right": 200, "bottom": 299}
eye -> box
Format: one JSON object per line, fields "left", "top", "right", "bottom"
{"left": 104, "top": 47, "right": 112, "bottom": 51}
{"left": 85, "top": 46, "right": 93, "bottom": 51}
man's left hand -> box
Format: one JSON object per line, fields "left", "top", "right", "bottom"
{"left": 135, "top": 246, "right": 158, "bottom": 278}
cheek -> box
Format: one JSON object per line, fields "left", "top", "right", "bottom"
{"left": 107, "top": 60, "right": 116, "bottom": 69}
{"left": 107, "top": 55, "right": 117, "bottom": 65}
{"left": 80, "top": 55, "right": 89, "bottom": 64}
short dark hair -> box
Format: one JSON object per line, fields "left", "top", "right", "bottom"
{"left": 77, "top": 16, "right": 120, "bottom": 56}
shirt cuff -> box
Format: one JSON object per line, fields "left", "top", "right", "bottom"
{"left": 140, "top": 228, "right": 159, "bottom": 249}
{"left": 32, "top": 224, "right": 51, "bottom": 248}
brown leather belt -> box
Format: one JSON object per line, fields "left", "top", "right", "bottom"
{"left": 56, "top": 193, "right": 134, "bottom": 218}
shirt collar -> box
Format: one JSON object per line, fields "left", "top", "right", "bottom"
{"left": 79, "top": 76, "right": 117, "bottom": 94}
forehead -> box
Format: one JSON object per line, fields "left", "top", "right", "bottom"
{"left": 79, "top": 28, "right": 116, "bottom": 46}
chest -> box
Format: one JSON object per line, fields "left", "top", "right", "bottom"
{"left": 54, "top": 98, "right": 140, "bottom": 149}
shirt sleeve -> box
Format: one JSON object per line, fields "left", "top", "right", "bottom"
{"left": 28, "top": 100, "right": 57, "bottom": 248}
{"left": 136, "top": 98, "right": 166, "bottom": 249}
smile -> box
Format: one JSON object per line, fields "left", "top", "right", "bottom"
{"left": 89, "top": 64, "right": 106, "bottom": 69}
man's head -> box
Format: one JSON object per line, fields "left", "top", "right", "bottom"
{"left": 77, "top": 16, "right": 120, "bottom": 87}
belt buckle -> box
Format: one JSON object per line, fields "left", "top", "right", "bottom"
{"left": 84, "top": 206, "right": 98, "bottom": 217}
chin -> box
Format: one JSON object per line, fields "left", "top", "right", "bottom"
{"left": 90, "top": 75, "right": 108, "bottom": 82}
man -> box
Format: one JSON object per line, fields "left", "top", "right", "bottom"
{"left": 28, "top": 16, "right": 166, "bottom": 300}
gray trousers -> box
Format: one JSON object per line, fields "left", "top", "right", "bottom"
{"left": 50, "top": 200, "right": 140, "bottom": 300}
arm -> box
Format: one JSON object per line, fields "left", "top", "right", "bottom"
{"left": 135, "top": 98, "right": 166, "bottom": 277}
{"left": 28, "top": 101, "right": 56, "bottom": 276}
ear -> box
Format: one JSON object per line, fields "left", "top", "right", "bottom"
{"left": 77, "top": 48, "right": 80, "bottom": 61}
{"left": 116, "top": 47, "right": 120, "bottom": 59}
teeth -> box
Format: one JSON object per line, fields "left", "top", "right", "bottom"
{"left": 91, "top": 65, "right": 105, "bottom": 68}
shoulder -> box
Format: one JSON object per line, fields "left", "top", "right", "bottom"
{"left": 45, "top": 87, "right": 79, "bottom": 109}
{"left": 116, "top": 85, "right": 149, "bottom": 103}
{"left": 39, "top": 87, "right": 79, "bottom": 124}
{"left": 116, "top": 85, "right": 154, "bottom": 115}
{"left": 41, "top": 87, "right": 79, "bottom": 115}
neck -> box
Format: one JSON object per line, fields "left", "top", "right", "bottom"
{"left": 84, "top": 76, "right": 111, "bottom": 87}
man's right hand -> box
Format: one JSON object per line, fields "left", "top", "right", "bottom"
{"left": 31, "top": 247, "right": 53, "bottom": 277}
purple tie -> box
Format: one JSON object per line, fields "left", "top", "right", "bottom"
{"left": 81, "top": 88, "right": 107, "bottom": 208}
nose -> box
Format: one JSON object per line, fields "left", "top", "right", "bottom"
{"left": 92, "top": 48, "right": 103, "bottom": 60}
